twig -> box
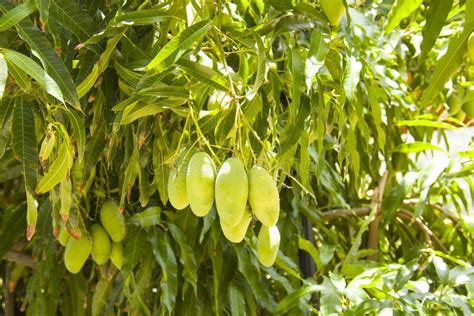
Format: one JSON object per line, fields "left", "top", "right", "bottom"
{"left": 368, "top": 172, "right": 389, "bottom": 261}
{"left": 321, "top": 207, "right": 370, "bottom": 220}
{"left": 4, "top": 265, "right": 14, "bottom": 316}
{"left": 3, "top": 250, "right": 36, "bottom": 269}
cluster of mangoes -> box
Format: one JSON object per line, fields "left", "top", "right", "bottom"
{"left": 168, "top": 151, "right": 281, "bottom": 267}
{"left": 59, "top": 201, "right": 126, "bottom": 274}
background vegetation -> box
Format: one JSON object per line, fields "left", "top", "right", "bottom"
{"left": 0, "top": 0, "right": 473, "bottom": 314}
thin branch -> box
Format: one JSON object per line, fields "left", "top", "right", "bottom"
{"left": 3, "top": 250, "right": 36, "bottom": 269}
{"left": 321, "top": 207, "right": 370, "bottom": 220}
{"left": 368, "top": 172, "right": 389, "bottom": 261}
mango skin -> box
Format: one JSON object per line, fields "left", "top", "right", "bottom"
{"left": 58, "top": 226, "right": 70, "bottom": 247}
{"left": 186, "top": 152, "right": 216, "bottom": 217}
{"left": 90, "top": 224, "right": 111, "bottom": 265}
{"left": 320, "top": 0, "right": 345, "bottom": 26}
{"left": 257, "top": 225, "right": 280, "bottom": 267}
{"left": 468, "top": 33, "right": 474, "bottom": 62}
{"left": 249, "top": 166, "right": 280, "bottom": 226}
{"left": 215, "top": 158, "right": 249, "bottom": 227}
{"left": 110, "top": 242, "right": 123, "bottom": 270}
{"left": 100, "top": 200, "right": 126, "bottom": 243}
{"left": 220, "top": 210, "right": 252, "bottom": 243}
{"left": 168, "top": 166, "right": 189, "bottom": 210}
{"left": 64, "top": 233, "right": 92, "bottom": 274}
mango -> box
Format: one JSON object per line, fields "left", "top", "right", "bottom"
{"left": 215, "top": 157, "right": 249, "bottom": 227}
{"left": 249, "top": 166, "right": 279, "bottom": 226}
{"left": 186, "top": 152, "right": 216, "bottom": 216}
{"left": 58, "top": 226, "right": 70, "bottom": 247}
{"left": 110, "top": 242, "right": 123, "bottom": 270}
{"left": 220, "top": 210, "right": 252, "bottom": 243}
{"left": 90, "top": 224, "right": 111, "bottom": 265}
{"left": 64, "top": 233, "right": 92, "bottom": 274}
{"left": 100, "top": 200, "right": 126, "bottom": 242}
{"left": 468, "top": 33, "right": 474, "bottom": 62}
{"left": 320, "top": 0, "right": 345, "bottom": 26}
{"left": 168, "top": 150, "right": 193, "bottom": 210}
{"left": 257, "top": 225, "right": 280, "bottom": 267}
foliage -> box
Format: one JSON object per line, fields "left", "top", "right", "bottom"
{"left": 0, "top": 0, "right": 473, "bottom": 314}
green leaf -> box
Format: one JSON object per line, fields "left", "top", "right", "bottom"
{"left": 168, "top": 224, "right": 198, "bottom": 293}
{"left": 149, "top": 228, "right": 178, "bottom": 314}
{"left": 279, "top": 93, "right": 310, "bottom": 156}
{"left": 129, "top": 206, "right": 161, "bottom": 227}
{"left": 385, "top": 0, "right": 423, "bottom": 34}
{"left": 138, "top": 84, "right": 189, "bottom": 99}
{"left": 396, "top": 119, "right": 455, "bottom": 129}
{"left": 36, "top": 140, "right": 72, "bottom": 194}
{"left": 0, "top": 53, "right": 7, "bottom": 100}
{"left": 0, "top": 2, "right": 36, "bottom": 32}
{"left": 145, "top": 20, "right": 213, "bottom": 70}
{"left": 289, "top": 48, "right": 305, "bottom": 122}
{"left": 112, "top": 8, "right": 174, "bottom": 25}
{"left": 5, "top": 58, "right": 31, "bottom": 91}
{"left": 343, "top": 56, "right": 362, "bottom": 102}
{"left": 82, "top": 122, "right": 106, "bottom": 178}
{"left": 123, "top": 228, "right": 147, "bottom": 272}
{"left": 229, "top": 282, "right": 246, "bottom": 316}
{"left": 320, "top": 276, "right": 343, "bottom": 315}
{"left": 0, "top": 205, "right": 27, "bottom": 259}
{"left": 382, "top": 172, "right": 418, "bottom": 222}
{"left": 12, "top": 97, "right": 37, "bottom": 192}
{"left": 153, "top": 139, "right": 168, "bottom": 205}
{"left": 2, "top": 49, "right": 64, "bottom": 103}
{"left": 17, "top": 26, "right": 80, "bottom": 109}
{"left": 175, "top": 59, "right": 229, "bottom": 91}
{"left": 121, "top": 102, "right": 165, "bottom": 125}
{"left": 419, "top": 0, "right": 454, "bottom": 59}
{"left": 276, "top": 284, "right": 322, "bottom": 314}
{"left": 421, "top": 24, "right": 474, "bottom": 106}
{"left": 49, "top": 0, "right": 98, "bottom": 42}
{"left": 252, "top": 33, "right": 266, "bottom": 92}
{"left": 298, "top": 237, "right": 321, "bottom": 271}
{"left": 91, "top": 276, "right": 114, "bottom": 316}
{"left": 62, "top": 108, "right": 86, "bottom": 162}
{"left": 392, "top": 141, "right": 445, "bottom": 153}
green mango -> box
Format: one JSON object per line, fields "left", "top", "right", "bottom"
{"left": 320, "top": 0, "right": 345, "bottom": 26}
{"left": 257, "top": 225, "right": 280, "bottom": 267}
{"left": 110, "top": 242, "right": 123, "bottom": 270}
{"left": 468, "top": 33, "right": 474, "bottom": 63}
{"left": 186, "top": 152, "right": 216, "bottom": 217}
{"left": 90, "top": 224, "right": 111, "bottom": 265}
{"left": 215, "top": 157, "right": 249, "bottom": 227}
{"left": 58, "top": 226, "right": 70, "bottom": 247}
{"left": 168, "top": 150, "right": 193, "bottom": 210}
{"left": 220, "top": 210, "right": 252, "bottom": 243}
{"left": 100, "top": 200, "right": 126, "bottom": 242}
{"left": 249, "top": 166, "right": 279, "bottom": 226}
{"left": 64, "top": 233, "right": 92, "bottom": 274}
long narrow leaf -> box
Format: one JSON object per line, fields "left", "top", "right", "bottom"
{"left": 0, "top": 2, "right": 36, "bottom": 32}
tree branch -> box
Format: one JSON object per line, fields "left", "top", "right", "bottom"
{"left": 368, "top": 172, "right": 389, "bottom": 261}
{"left": 3, "top": 250, "right": 36, "bottom": 269}
{"left": 321, "top": 207, "right": 370, "bottom": 220}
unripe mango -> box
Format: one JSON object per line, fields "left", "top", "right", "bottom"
{"left": 110, "top": 242, "right": 123, "bottom": 270}
{"left": 220, "top": 210, "right": 252, "bottom": 243}
{"left": 257, "top": 225, "right": 280, "bottom": 267}
{"left": 320, "top": 0, "right": 345, "bottom": 26}
{"left": 64, "top": 233, "right": 92, "bottom": 274}
{"left": 215, "top": 158, "right": 249, "bottom": 227}
{"left": 58, "top": 226, "right": 70, "bottom": 247}
{"left": 100, "top": 200, "right": 126, "bottom": 242}
{"left": 186, "top": 152, "right": 216, "bottom": 217}
{"left": 468, "top": 33, "right": 474, "bottom": 62}
{"left": 249, "top": 166, "right": 280, "bottom": 226}
{"left": 90, "top": 224, "right": 111, "bottom": 265}
{"left": 168, "top": 166, "right": 189, "bottom": 210}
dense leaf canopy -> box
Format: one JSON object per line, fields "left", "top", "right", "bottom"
{"left": 0, "top": 0, "right": 473, "bottom": 314}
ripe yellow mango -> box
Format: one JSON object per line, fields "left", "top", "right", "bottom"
{"left": 257, "top": 225, "right": 280, "bottom": 267}
{"left": 100, "top": 200, "right": 126, "bottom": 242}
{"left": 215, "top": 158, "right": 249, "bottom": 227}
{"left": 64, "top": 233, "right": 92, "bottom": 274}
{"left": 58, "top": 226, "right": 70, "bottom": 247}
{"left": 220, "top": 210, "right": 252, "bottom": 243}
{"left": 110, "top": 242, "right": 123, "bottom": 270}
{"left": 249, "top": 166, "right": 279, "bottom": 226}
{"left": 186, "top": 152, "right": 216, "bottom": 216}
{"left": 320, "top": 0, "right": 345, "bottom": 26}
{"left": 90, "top": 224, "right": 111, "bottom": 265}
